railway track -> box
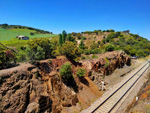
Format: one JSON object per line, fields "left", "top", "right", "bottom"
{"left": 83, "top": 62, "right": 150, "bottom": 113}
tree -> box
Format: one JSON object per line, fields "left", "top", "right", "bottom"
{"left": 61, "top": 41, "right": 81, "bottom": 59}
{"left": 60, "top": 62, "right": 72, "bottom": 80}
{"left": 62, "top": 30, "right": 67, "bottom": 44}
{"left": 59, "top": 34, "right": 62, "bottom": 46}
{"left": 79, "top": 39, "right": 85, "bottom": 49}
{"left": 27, "top": 38, "right": 54, "bottom": 59}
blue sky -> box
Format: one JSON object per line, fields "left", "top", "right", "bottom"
{"left": 0, "top": 0, "right": 150, "bottom": 39}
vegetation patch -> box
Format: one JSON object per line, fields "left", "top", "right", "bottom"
{"left": 76, "top": 68, "right": 86, "bottom": 78}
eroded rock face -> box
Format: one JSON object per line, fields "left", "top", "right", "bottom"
{"left": 0, "top": 57, "right": 79, "bottom": 113}
{"left": 81, "top": 51, "right": 130, "bottom": 75}
{"left": 80, "top": 51, "right": 131, "bottom": 90}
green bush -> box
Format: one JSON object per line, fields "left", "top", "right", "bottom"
{"left": 35, "top": 46, "right": 45, "bottom": 60}
{"left": 105, "top": 44, "right": 115, "bottom": 52}
{"left": 91, "top": 48, "right": 102, "bottom": 54}
{"left": 60, "top": 62, "right": 73, "bottom": 80}
{"left": 81, "top": 36, "right": 86, "bottom": 40}
{"left": 76, "top": 68, "right": 86, "bottom": 78}
{"left": 30, "top": 32, "right": 34, "bottom": 35}
{"left": 27, "top": 38, "right": 54, "bottom": 59}
{"left": 60, "top": 62, "right": 78, "bottom": 91}
{"left": 61, "top": 41, "right": 81, "bottom": 59}
{"left": 79, "top": 40, "right": 85, "bottom": 49}
{"left": 16, "top": 50, "right": 27, "bottom": 62}
{"left": 84, "top": 49, "right": 91, "bottom": 55}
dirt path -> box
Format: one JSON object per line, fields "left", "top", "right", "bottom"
{"left": 0, "top": 63, "right": 33, "bottom": 76}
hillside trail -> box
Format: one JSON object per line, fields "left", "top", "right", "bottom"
{"left": 0, "top": 62, "right": 33, "bottom": 75}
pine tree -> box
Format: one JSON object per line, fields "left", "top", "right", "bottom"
{"left": 59, "top": 34, "right": 62, "bottom": 46}
{"left": 62, "top": 30, "right": 67, "bottom": 44}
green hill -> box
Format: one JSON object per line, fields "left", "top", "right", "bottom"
{"left": 70, "top": 29, "right": 150, "bottom": 57}
{"left": 0, "top": 24, "right": 57, "bottom": 41}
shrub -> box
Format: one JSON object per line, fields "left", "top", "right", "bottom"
{"left": 84, "top": 49, "right": 91, "bottom": 55}
{"left": 35, "top": 46, "right": 45, "bottom": 60}
{"left": 20, "top": 46, "right": 26, "bottom": 50}
{"left": 30, "top": 32, "right": 34, "bottom": 35}
{"left": 16, "top": 50, "right": 27, "bottom": 62}
{"left": 90, "top": 41, "right": 98, "bottom": 49}
{"left": 67, "top": 33, "right": 75, "bottom": 42}
{"left": 60, "top": 62, "right": 78, "bottom": 91}
{"left": 76, "top": 68, "right": 86, "bottom": 78}
{"left": 79, "top": 40, "right": 85, "bottom": 49}
{"left": 81, "top": 36, "right": 86, "bottom": 40}
{"left": 105, "top": 44, "right": 115, "bottom": 52}
{"left": 60, "top": 62, "right": 73, "bottom": 80}
{"left": 61, "top": 41, "right": 81, "bottom": 59}
{"left": 91, "top": 48, "right": 102, "bottom": 54}
{"left": 27, "top": 38, "right": 54, "bottom": 59}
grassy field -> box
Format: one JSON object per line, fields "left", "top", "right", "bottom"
{"left": 1, "top": 38, "right": 29, "bottom": 48}
{"left": 0, "top": 27, "right": 57, "bottom": 41}
{"left": 1, "top": 35, "right": 59, "bottom": 48}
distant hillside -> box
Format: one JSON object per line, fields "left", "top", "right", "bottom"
{"left": 0, "top": 24, "right": 57, "bottom": 41}
{"left": 70, "top": 29, "right": 150, "bottom": 57}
